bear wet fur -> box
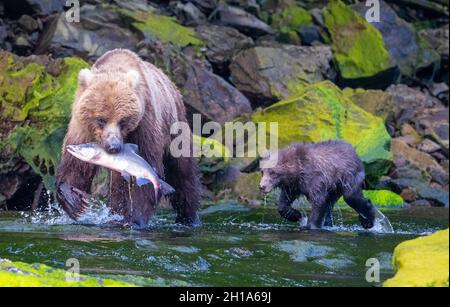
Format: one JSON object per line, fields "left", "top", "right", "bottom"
{"left": 259, "top": 140, "right": 377, "bottom": 229}
{"left": 56, "top": 49, "right": 201, "bottom": 227}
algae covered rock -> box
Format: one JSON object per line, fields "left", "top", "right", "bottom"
{"left": 270, "top": 5, "right": 313, "bottom": 44}
{"left": 0, "top": 258, "right": 135, "bottom": 287}
{"left": 249, "top": 81, "right": 392, "bottom": 184}
{"left": 230, "top": 45, "right": 333, "bottom": 105}
{"left": 384, "top": 228, "right": 449, "bottom": 287}
{"left": 323, "top": 0, "right": 395, "bottom": 87}
{"left": 338, "top": 190, "right": 404, "bottom": 208}
{"left": 0, "top": 50, "right": 89, "bottom": 193}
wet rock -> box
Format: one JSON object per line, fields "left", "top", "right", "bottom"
{"left": 0, "top": 50, "right": 89, "bottom": 193}
{"left": 323, "top": 0, "right": 397, "bottom": 88}
{"left": 385, "top": 229, "right": 449, "bottom": 287}
{"left": 36, "top": 5, "right": 138, "bottom": 59}
{"left": 2, "top": 0, "right": 66, "bottom": 17}
{"left": 210, "top": 5, "right": 274, "bottom": 38}
{"left": 428, "top": 82, "right": 449, "bottom": 104}
{"left": 171, "top": 2, "right": 207, "bottom": 26}
{"left": 174, "top": 59, "right": 252, "bottom": 124}
{"left": 418, "top": 139, "right": 442, "bottom": 154}
{"left": 229, "top": 45, "right": 333, "bottom": 105}
{"left": 410, "top": 199, "right": 432, "bottom": 207}
{"left": 195, "top": 24, "right": 253, "bottom": 73}
{"left": 353, "top": 0, "right": 440, "bottom": 81}
{"left": 400, "top": 188, "right": 417, "bottom": 203}
{"left": 112, "top": 0, "right": 149, "bottom": 11}
{"left": 18, "top": 15, "right": 38, "bottom": 33}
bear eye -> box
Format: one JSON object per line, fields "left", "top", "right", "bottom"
{"left": 96, "top": 118, "right": 107, "bottom": 129}
{"left": 119, "top": 118, "right": 128, "bottom": 130}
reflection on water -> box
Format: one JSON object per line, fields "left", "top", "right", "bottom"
{"left": 0, "top": 202, "right": 448, "bottom": 287}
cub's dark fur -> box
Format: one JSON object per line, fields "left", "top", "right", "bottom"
{"left": 259, "top": 140, "right": 376, "bottom": 229}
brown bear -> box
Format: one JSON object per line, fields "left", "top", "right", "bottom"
{"left": 259, "top": 140, "right": 376, "bottom": 229}
{"left": 56, "top": 49, "right": 201, "bottom": 227}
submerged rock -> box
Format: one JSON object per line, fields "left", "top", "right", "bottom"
{"left": 384, "top": 228, "right": 449, "bottom": 287}
{"left": 323, "top": 0, "right": 396, "bottom": 88}
{"left": 229, "top": 45, "right": 333, "bottom": 105}
{"left": 248, "top": 81, "right": 392, "bottom": 185}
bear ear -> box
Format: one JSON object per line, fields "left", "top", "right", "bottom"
{"left": 126, "top": 70, "right": 140, "bottom": 89}
{"left": 78, "top": 68, "right": 93, "bottom": 89}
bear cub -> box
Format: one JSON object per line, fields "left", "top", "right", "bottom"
{"left": 259, "top": 140, "right": 377, "bottom": 229}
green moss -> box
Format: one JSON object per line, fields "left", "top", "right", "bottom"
{"left": 0, "top": 259, "right": 136, "bottom": 287}
{"left": 193, "top": 134, "right": 230, "bottom": 161}
{"left": 1, "top": 51, "right": 89, "bottom": 191}
{"left": 271, "top": 6, "right": 312, "bottom": 44}
{"left": 384, "top": 229, "right": 449, "bottom": 287}
{"left": 250, "top": 81, "right": 392, "bottom": 184}
{"left": 338, "top": 190, "right": 404, "bottom": 208}
{"left": 323, "top": 0, "right": 391, "bottom": 79}
{"left": 118, "top": 9, "right": 202, "bottom": 48}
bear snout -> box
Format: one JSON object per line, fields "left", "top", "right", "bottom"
{"left": 103, "top": 135, "right": 123, "bottom": 154}
{"left": 259, "top": 184, "right": 272, "bottom": 194}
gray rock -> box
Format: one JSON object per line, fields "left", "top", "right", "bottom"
{"left": 36, "top": 5, "right": 138, "bottom": 59}
{"left": 18, "top": 15, "right": 38, "bottom": 33}
{"left": 187, "top": 0, "right": 218, "bottom": 14}
{"left": 353, "top": 0, "right": 440, "bottom": 79}
{"left": 297, "top": 25, "right": 322, "bottom": 46}
{"left": 174, "top": 59, "right": 252, "bottom": 124}
{"left": 172, "top": 2, "right": 207, "bottom": 26}
{"left": 229, "top": 44, "right": 333, "bottom": 105}
{"left": 112, "top": 0, "right": 150, "bottom": 11}
{"left": 195, "top": 24, "right": 253, "bottom": 70}
{"left": 210, "top": 5, "right": 274, "bottom": 38}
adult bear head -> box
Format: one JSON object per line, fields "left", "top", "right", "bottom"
{"left": 74, "top": 68, "right": 144, "bottom": 154}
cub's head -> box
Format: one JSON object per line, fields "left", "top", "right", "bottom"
{"left": 259, "top": 151, "right": 282, "bottom": 193}
{"left": 74, "top": 68, "right": 144, "bottom": 154}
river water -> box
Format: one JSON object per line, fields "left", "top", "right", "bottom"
{"left": 0, "top": 202, "right": 448, "bottom": 286}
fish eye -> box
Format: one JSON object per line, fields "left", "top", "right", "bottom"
{"left": 96, "top": 118, "right": 107, "bottom": 129}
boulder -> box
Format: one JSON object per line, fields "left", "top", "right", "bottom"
{"left": 210, "top": 5, "right": 274, "bottom": 38}
{"left": 353, "top": 0, "right": 440, "bottom": 81}
{"left": 171, "top": 2, "right": 207, "bottom": 26}
{"left": 195, "top": 24, "right": 253, "bottom": 72}
{"left": 323, "top": 0, "right": 397, "bottom": 88}
{"left": 269, "top": 5, "right": 312, "bottom": 44}
{"left": 229, "top": 45, "right": 333, "bottom": 105}
{"left": 0, "top": 50, "right": 89, "bottom": 197}
{"left": 385, "top": 228, "right": 449, "bottom": 287}
{"left": 0, "top": 259, "right": 137, "bottom": 286}
{"left": 36, "top": 5, "right": 138, "bottom": 59}
{"left": 248, "top": 81, "right": 392, "bottom": 184}
{"left": 174, "top": 59, "right": 252, "bottom": 124}
{"left": 343, "top": 88, "right": 394, "bottom": 122}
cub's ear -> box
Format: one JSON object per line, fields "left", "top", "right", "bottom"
{"left": 78, "top": 68, "right": 93, "bottom": 90}
{"left": 126, "top": 70, "right": 140, "bottom": 89}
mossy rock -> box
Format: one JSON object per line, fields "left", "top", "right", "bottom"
{"left": 384, "top": 228, "right": 449, "bottom": 287}
{"left": 338, "top": 190, "right": 404, "bottom": 208}
{"left": 271, "top": 6, "right": 312, "bottom": 44}
{"left": 0, "top": 51, "right": 89, "bottom": 191}
{"left": 342, "top": 87, "right": 394, "bottom": 122}
{"left": 118, "top": 8, "right": 202, "bottom": 48}
{"left": 229, "top": 172, "right": 263, "bottom": 201}
{"left": 0, "top": 259, "right": 136, "bottom": 287}
{"left": 249, "top": 81, "right": 392, "bottom": 185}
{"left": 323, "top": 0, "right": 392, "bottom": 80}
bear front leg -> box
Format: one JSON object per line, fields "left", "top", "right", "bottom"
{"left": 56, "top": 151, "right": 97, "bottom": 220}
{"left": 277, "top": 188, "right": 302, "bottom": 222}
{"left": 343, "top": 189, "right": 376, "bottom": 229}
{"left": 165, "top": 155, "right": 201, "bottom": 226}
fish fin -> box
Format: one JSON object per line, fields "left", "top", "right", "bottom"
{"left": 136, "top": 177, "right": 150, "bottom": 187}
{"left": 159, "top": 180, "right": 176, "bottom": 196}
{"left": 125, "top": 143, "right": 139, "bottom": 153}
{"left": 121, "top": 172, "right": 131, "bottom": 183}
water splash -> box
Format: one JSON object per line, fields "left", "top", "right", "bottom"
{"left": 371, "top": 208, "right": 394, "bottom": 233}
{"left": 29, "top": 199, "right": 123, "bottom": 226}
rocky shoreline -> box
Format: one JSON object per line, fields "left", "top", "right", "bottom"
{"left": 0, "top": 0, "right": 448, "bottom": 211}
